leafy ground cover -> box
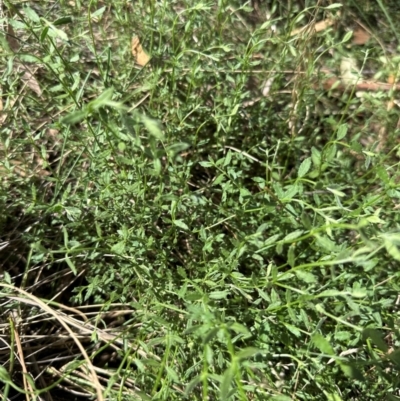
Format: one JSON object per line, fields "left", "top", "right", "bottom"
{"left": 1, "top": 0, "right": 400, "bottom": 400}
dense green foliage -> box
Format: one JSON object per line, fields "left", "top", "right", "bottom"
{"left": 1, "top": 1, "right": 400, "bottom": 400}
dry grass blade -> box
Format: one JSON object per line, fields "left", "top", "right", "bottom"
{"left": 0, "top": 283, "right": 105, "bottom": 401}
{"left": 10, "top": 316, "right": 35, "bottom": 400}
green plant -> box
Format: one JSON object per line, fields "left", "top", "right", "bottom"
{"left": 1, "top": 1, "right": 400, "bottom": 400}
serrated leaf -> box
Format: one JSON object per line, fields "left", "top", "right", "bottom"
{"left": 212, "top": 174, "right": 225, "bottom": 186}
{"left": 111, "top": 241, "right": 125, "bottom": 255}
{"left": 283, "top": 322, "right": 301, "bottom": 337}
{"left": 350, "top": 140, "right": 362, "bottom": 153}
{"left": 298, "top": 157, "right": 312, "bottom": 178}
{"left": 339, "top": 362, "right": 364, "bottom": 380}
{"left": 316, "top": 235, "right": 337, "bottom": 252}
{"left": 325, "top": 143, "right": 337, "bottom": 162}
{"left": 301, "top": 210, "right": 312, "bottom": 229}
{"left": 384, "top": 240, "right": 400, "bottom": 261}
{"left": 312, "top": 333, "right": 334, "bottom": 355}
{"left": 363, "top": 328, "right": 388, "bottom": 352}
{"left": 166, "top": 366, "right": 179, "bottom": 382}
{"left": 282, "top": 184, "right": 298, "bottom": 200}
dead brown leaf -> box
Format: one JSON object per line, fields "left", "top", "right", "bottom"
{"left": 131, "top": 36, "right": 150, "bottom": 67}
{"left": 6, "top": 23, "right": 20, "bottom": 53}
{"left": 291, "top": 14, "right": 338, "bottom": 36}
{"left": 17, "top": 65, "right": 43, "bottom": 97}
{"left": 352, "top": 28, "right": 371, "bottom": 45}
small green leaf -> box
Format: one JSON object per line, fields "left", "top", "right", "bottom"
{"left": 142, "top": 115, "right": 164, "bottom": 140}
{"left": 287, "top": 244, "right": 295, "bottom": 267}
{"left": 312, "top": 333, "right": 334, "bottom": 355}
{"left": 173, "top": 219, "right": 189, "bottom": 230}
{"left": 209, "top": 290, "right": 229, "bottom": 299}
{"left": 65, "top": 254, "right": 77, "bottom": 275}
{"left": 298, "top": 157, "right": 312, "bottom": 178}
{"left": 199, "top": 161, "right": 213, "bottom": 167}
{"left": 111, "top": 241, "right": 125, "bottom": 255}
{"left": 350, "top": 140, "right": 362, "bottom": 153}
{"left": 311, "top": 146, "right": 321, "bottom": 166}
{"left": 351, "top": 288, "right": 367, "bottom": 298}
{"left": 315, "top": 235, "right": 337, "bottom": 252}
{"left": 363, "top": 328, "right": 388, "bottom": 352}
{"left": 61, "top": 110, "right": 87, "bottom": 124}
{"left": 388, "top": 349, "right": 400, "bottom": 367}
{"left": 236, "top": 347, "right": 260, "bottom": 360}
{"left": 339, "top": 362, "right": 364, "bottom": 380}
{"left": 282, "top": 230, "right": 304, "bottom": 242}
{"left": 325, "top": 143, "right": 337, "bottom": 162}
{"left": 301, "top": 210, "right": 312, "bottom": 229}
{"left": 283, "top": 322, "right": 301, "bottom": 337}
{"left": 325, "top": 3, "right": 342, "bottom": 9}
{"left": 223, "top": 150, "right": 232, "bottom": 166}
{"left": 23, "top": 7, "right": 40, "bottom": 22}
{"left": 336, "top": 123, "right": 348, "bottom": 140}
{"left": 53, "top": 16, "right": 73, "bottom": 26}
{"left": 342, "top": 31, "right": 353, "bottom": 43}
{"left": 295, "top": 270, "right": 317, "bottom": 283}
{"left": 91, "top": 6, "right": 107, "bottom": 19}
{"left": 327, "top": 187, "right": 345, "bottom": 197}
{"left": 40, "top": 26, "right": 49, "bottom": 42}
{"left": 384, "top": 240, "right": 400, "bottom": 261}
{"left": 166, "top": 366, "right": 179, "bottom": 383}
{"left": 184, "top": 375, "right": 201, "bottom": 397}
{"left": 220, "top": 365, "right": 235, "bottom": 401}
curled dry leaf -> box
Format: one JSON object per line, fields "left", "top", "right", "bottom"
{"left": 340, "top": 57, "right": 359, "bottom": 86}
{"left": 131, "top": 36, "right": 150, "bottom": 67}
{"left": 17, "top": 65, "right": 43, "bottom": 97}
{"left": 291, "top": 13, "right": 339, "bottom": 36}
{"left": 352, "top": 27, "right": 371, "bottom": 45}
{"left": 7, "top": 23, "right": 20, "bottom": 53}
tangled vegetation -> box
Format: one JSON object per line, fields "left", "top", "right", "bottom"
{"left": 1, "top": 1, "right": 400, "bottom": 400}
